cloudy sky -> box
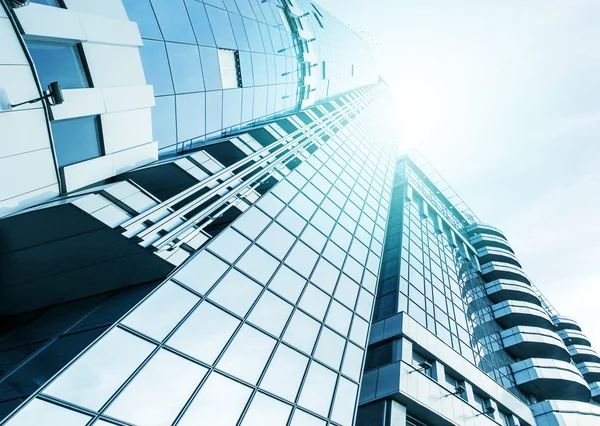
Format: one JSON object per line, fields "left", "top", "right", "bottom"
{"left": 318, "top": 0, "right": 600, "bottom": 346}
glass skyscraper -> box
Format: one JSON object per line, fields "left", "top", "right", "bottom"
{"left": 0, "top": 1, "right": 599, "bottom": 426}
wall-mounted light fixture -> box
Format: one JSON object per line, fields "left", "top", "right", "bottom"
{"left": 8, "top": 81, "right": 64, "bottom": 109}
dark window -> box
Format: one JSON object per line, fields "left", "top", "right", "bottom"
{"left": 29, "top": 0, "right": 63, "bottom": 6}
{"left": 26, "top": 41, "right": 89, "bottom": 89}
{"left": 51, "top": 116, "right": 102, "bottom": 167}
{"left": 364, "top": 341, "right": 393, "bottom": 370}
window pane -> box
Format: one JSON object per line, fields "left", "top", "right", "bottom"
{"left": 153, "top": 95, "right": 177, "bottom": 150}
{"left": 173, "top": 250, "right": 229, "bottom": 294}
{"left": 241, "top": 392, "right": 292, "bottom": 426}
{"left": 208, "top": 228, "right": 251, "bottom": 263}
{"left": 185, "top": 0, "right": 216, "bottom": 46}
{"left": 314, "top": 327, "right": 345, "bottom": 370}
{"left": 283, "top": 310, "right": 320, "bottom": 354}
{"left": 311, "top": 259, "right": 339, "bottom": 294}
{"left": 334, "top": 274, "right": 359, "bottom": 310}
{"left": 217, "top": 324, "right": 276, "bottom": 384}
{"left": 105, "top": 349, "right": 207, "bottom": 426}
{"left": 165, "top": 42, "right": 205, "bottom": 93}
{"left": 299, "top": 284, "right": 330, "bottom": 321}
{"left": 268, "top": 265, "right": 306, "bottom": 303}
{"left": 233, "top": 206, "right": 271, "bottom": 239}
{"left": 122, "top": 0, "right": 162, "bottom": 39}
{"left": 27, "top": 41, "right": 89, "bottom": 89}
{"left": 178, "top": 372, "right": 251, "bottom": 426}
{"left": 341, "top": 343, "right": 364, "bottom": 382}
{"left": 257, "top": 222, "right": 295, "bottom": 260}
{"left": 5, "top": 399, "right": 90, "bottom": 426}
{"left": 199, "top": 46, "right": 223, "bottom": 90}
{"left": 150, "top": 0, "right": 196, "bottom": 43}
{"left": 290, "top": 409, "right": 326, "bottom": 426}
{"left": 205, "top": 5, "right": 237, "bottom": 49}
{"left": 139, "top": 40, "right": 174, "bottom": 96}
{"left": 349, "top": 315, "right": 369, "bottom": 347}
{"left": 44, "top": 328, "right": 155, "bottom": 410}
{"left": 51, "top": 116, "right": 102, "bottom": 167}
{"left": 285, "top": 242, "right": 318, "bottom": 278}
{"left": 260, "top": 344, "right": 308, "bottom": 402}
{"left": 235, "top": 245, "right": 279, "bottom": 284}
{"left": 167, "top": 302, "right": 240, "bottom": 363}
{"left": 207, "top": 269, "right": 262, "bottom": 316}
{"left": 248, "top": 291, "right": 293, "bottom": 336}
{"left": 121, "top": 281, "right": 198, "bottom": 341}
{"left": 325, "top": 300, "right": 352, "bottom": 335}
{"left": 331, "top": 377, "right": 358, "bottom": 426}
{"left": 298, "top": 362, "right": 337, "bottom": 417}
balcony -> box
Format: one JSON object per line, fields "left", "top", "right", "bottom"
{"left": 501, "top": 326, "right": 571, "bottom": 362}
{"left": 469, "top": 233, "right": 514, "bottom": 253}
{"left": 530, "top": 400, "right": 600, "bottom": 425}
{"left": 511, "top": 358, "right": 590, "bottom": 402}
{"left": 590, "top": 382, "right": 600, "bottom": 403}
{"left": 480, "top": 261, "right": 530, "bottom": 285}
{"left": 576, "top": 362, "right": 600, "bottom": 383}
{"left": 552, "top": 315, "right": 582, "bottom": 331}
{"left": 568, "top": 345, "right": 600, "bottom": 364}
{"left": 465, "top": 223, "right": 508, "bottom": 240}
{"left": 492, "top": 300, "right": 554, "bottom": 330}
{"left": 557, "top": 329, "right": 591, "bottom": 347}
{"left": 484, "top": 279, "right": 541, "bottom": 306}
{"left": 476, "top": 246, "right": 521, "bottom": 268}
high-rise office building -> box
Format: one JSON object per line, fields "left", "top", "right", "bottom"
{"left": 0, "top": 1, "right": 599, "bottom": 426}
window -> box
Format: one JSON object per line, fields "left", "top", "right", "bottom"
{"left": 499, "top": 411, "right": 513, "bottom": 426}
{"left": 364, "top": 341, "right": 393, "bottom": 371}
{"left": 29, "top": 0, "right": 63, "bottom": 7}
{"left": 411, "top": 351, "right": 432, "bottom": 377}
{"left": 51, "top": 116, "right": 103, "bottom": 167}
{"left": 445, "top": 372, "right": 466, "bottom": 399}
{"left": 217, "top": 49, "right": 242, "bottom": 89}
{"left": 26, "top": 41, "right": 89, "bottom": 89}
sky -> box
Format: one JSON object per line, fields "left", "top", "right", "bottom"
{"left": 317, "top": 0, "right": 600, "bottom": 347}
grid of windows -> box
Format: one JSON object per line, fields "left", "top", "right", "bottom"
{"left": 3, "top": 90, "right": 397, "bottom": 426}
{"left": 374, "top": 161, "right": 531, "bottom": 403}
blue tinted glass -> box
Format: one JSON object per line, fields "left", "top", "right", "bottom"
{"left": 184, "top": 0, "right": 216, "bottom": 47}
{"left": 205, "top": 5, "right": 237, "bottom": 50}
{"left": 253, "top": 85, "right": 267, "bottom": 118}
{"left": 153, "top": 96, "right": 177, "bottom": 150}
{"left": 51, "top": 116, "right": 101, "bottom": 167}
{"left": 222, "top": 88, "right": 242, "bottom": 128}
{"left": 229, "top": 13, "right": 250, "bottom": 51}
{"left": 235, "top": 0, "right": 255, "bottom": 19}
{"left": 269, "top": 26, "right": 283, "bottom": 53}
{"left": 243, "top": 18, "right": 264, "bottom": 52}
{"left": 248, "top": 0, "right": 265, "bottom": 23}
{"left": 139, "top": 40, "right": 174, "bottom": 96}
{"left": 203, "top": 0, "right": 225, "bottom": 7}
{"left": 223, "top": 0, "right": 239, "bottom": 13}
{"left": 166, "top": 43, "right": 205, "bottom": 93}
{"left": 266, "top": 54, "right": 277, "bottom": 84}
{"left": 150, "top": 0, "right": 196, "bottom": 44}
{"left": 252, "top": 53, "right": 267, "bottom": 86}
{"left": 122, "top": 0, "right": 162, "bottom": 39}
{"left": 259, "top": 24, "right": 273, "bottom": 53}
{"left": 29, "top": 0, "right": 61, "bottom": 6}
{"left": 27, "top": 41, "right": 89, "bottom": 90}
{"left": 239, "top": 51, "right": 254, "bottom": 86}
{"left": 241, "top": 88, "right": 254, "bottom": 122}
{"left": 205, "top": 91, "right": 223, "bottom": 134}
{"left": 199, "top": 47, "right": 223, "bottom": 91}
{"left": 176, "top": 92, "right": 205, "bottom": 141}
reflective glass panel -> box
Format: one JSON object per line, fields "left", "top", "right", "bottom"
{"left": 268, "top": 265, "right": 306, "bottom": 303}
{"left": 44, "top": 328, "right": 155, "bottom": 410}
{"left": 283, "top": 310, "right": 320, "bottom": 354}
{"left": 207, "top": 269, "right": 262, "bottom": 316}
{"left": 314, "top": 327, "right": 345, "bottom": 370}
{"left": 173, "top": 250, "right": 229, "bottom": 294}
{"left": 260, "top": 344, "right": 308, "bottom": 402}
{"left": 341, "top": 343, "right": 363, "bottom": 382}
{"left": 167, "top": 301, "right": 240, "bottom": 363}
{"left": 311, "top": 259, "right": 339, "bottom": 294}
{"left": 150, "top": 0, "right": 196, "bottom": 43}
{"left": 208, "top": 228, "right": 251, "bottom": 263}
{"left": 334, "top": 274, "right": 359, "bottom": 310}
{"left": 5, "top": 399, "right": 90, "bottom": 426}
{"left": 257, "top": 222, "right": 295, "bottom": 259}
{"left": 290, "top": 409, "right": 327, "bottom": 426}
{"left": 185, "top": 0, "right": 216, "bottom": 46}
{"left": 121, "top": 281, "right": 198, "bottom": 341}
{"left": 178, "top": 372, "right": 252, "bottom": 426}
{"left": 105, "top": 349, "right": 207, "bottom": 426}
{"left": 298, "top": 362, "right": 337, "bottom": 417}
{"left": 248, "top": 290, "right": 293, "bottom": 336}
{"left": 199, "top": 46, "right": 224, "bottom": 90}
{"left": 165, "top": 42, "right": 205, "bottom": 93}
{"left": 26, "top": 41, "right": 89, "bottom": 89}
{"left": 138, "top": 40, "right": 174, "bottom": 95}
{"left": 217, "top": 324, "right": 276, "bottom": 384}
{"left": 205, "top": 5, "right": 237, "bottom": 49}
{"left": 326, "top": 301, "right": 352, "bottom": 335}
{"left": 299, "top": 284, "right": 330, "bottom": 321}
{"left": 285, "top": 242, "right": 318, "bottom": 278}
{"left": 51, "top": 116, "right": 102, "bottom": 167}
{"left": 331, "top": 378, "right": 359, "bottom": 426}
{"left": 233, "top": 206, "right": 271, "bottom": 239}
{"left": 153, "top": 95, "right": 177, "bottom": 149}
{"left": 241, "top": 392, "right": 292, "bottom": 426}
{"left": 236, "top": 245, "right": 279, "bottom": 284}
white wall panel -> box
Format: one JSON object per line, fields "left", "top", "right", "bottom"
{"left": 0, "top": 108, "right": 50, "bottom": 158}
{"left": 101, "top": 108, "right": 153, "bottom": 154}
{"left": 83, "top": 43, "right": 146, "bottom": 87}
{"left": 0, "top": 185, "right": 59, "bottom": 218}
{"left": 78, "top": 13, "right": 142, "bottom": 46}
{"left": 16, "top": 4, "right": 86, "bottom": 42}
{"left": 0, "top": 66, "right": 40, "bottom": 111}
{"left": 0, "top": 148, "right": 58, "bottom": 202}
{"left": 51, "top": 88, "right": 106, "bottom": 120}
{"left": 63, "top": 0, "right": 129, "bottom": 21}
{"left": 103, "top": 85, "right": 154, "bottom": 113}
{"left": 0, "top": 19, "right": 28, "bottom": 65}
